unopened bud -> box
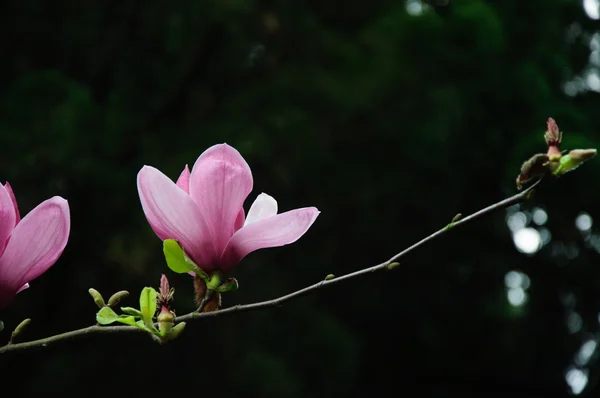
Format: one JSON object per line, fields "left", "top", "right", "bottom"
{"left": 11, "top": 318, "right": 32, "bottom": 342}
{"left": 516, "top": 153, "right": 550, "bottom": 189}
{"left": 554, "top": 148, "right": 597, "bottom": 176}
{"left": 107, "top": 290, "right": 129, "bottom": 308}
{"left": 160, "top": 274, "right": 170, "bottom": 296}
{"left": 569, "top": 149, "right": 597, "bottom": 162}
{"left": 88, "top": 288, "right": 105, "bottom": 308}
{"left": 157, "top": 274, "right": 175, "bottom": 309}
{"left": 544, "top": 117, "right": 562, "bottom": 146}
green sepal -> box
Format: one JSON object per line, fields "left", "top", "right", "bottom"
{"left": 163, "top": 239, "right": 194, "bottom": 273}
{"left": 217, "top": 277, "right": 239, "bottom": 293}
{"left": 163, "top": 239, "right": 210, "bottom": 282}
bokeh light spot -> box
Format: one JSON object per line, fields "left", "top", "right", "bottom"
{"left": 513, "top": 228, "right": 542, "bottom": 254}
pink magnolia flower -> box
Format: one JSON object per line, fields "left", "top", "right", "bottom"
{"left": 0, "top": 183, "right": 70, "bottom": 309}
{"left": 137, "top": 143, "right": 320, "bottom": 273}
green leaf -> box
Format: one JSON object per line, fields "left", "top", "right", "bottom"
{"left": 121, "top": 307, "right": 143, "bottom": 317}
{"left": 115, "top": 315, "right": 139, "bottom": 327}
{"left": 135, "top": 319, "right": 159, "bottom": 335}
{"left": 96, "top": 307, "right": 120, "bottom": 325}
{"left": 163, "top": 239, "right": 194, "bottom": 274}
{"left": 139, "top": 287, "right": 157, "bottom": 329}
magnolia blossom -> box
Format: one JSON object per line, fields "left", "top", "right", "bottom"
{"left": 137, "top": 143, "right": 320, "bottom": 273}
{"left": 0, "top": 183, "right": 70, "bottom": 309}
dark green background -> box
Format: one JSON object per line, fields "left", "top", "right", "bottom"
{"left": 1, "top": 0, "right": 600, "bottom": 396}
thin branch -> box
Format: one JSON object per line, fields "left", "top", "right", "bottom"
{"left": 0, "top": 179, "right": 542, "bottom": 355}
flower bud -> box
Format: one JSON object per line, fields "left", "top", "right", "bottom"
{"left": 516, "top": 153, "right": 550, "bottom": 189}
{"left": 569, "top": 149, "right": 597, "bottom": 162}
{"left": 552, "top": 148, "right": 597, "bottom": 176}
{"left": 544, "top": 117, "right": 562, "bottom": 146}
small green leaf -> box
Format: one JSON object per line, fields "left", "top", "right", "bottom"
{"left": 163, "top": 239, "right": 194, "bottom": 274}
{"left": 121, "top": 307, "right": 143, "bottom": 317}
{"left": 115, "top": 315, "right": 139, "bottom": 327}
{"left": 139, "top": 287, "right": 157, "bottom": 329}
{"left": 96, "top": 307, "right": 120, "bottom": 325}
{"left": 136, "top": 319, "right": 159, "bottom": 335}
{"left": 324, "top": 274, "right": 335, "bottom": 281}
{"left": 386, "top": 262, "right": 400, "bottom": 270}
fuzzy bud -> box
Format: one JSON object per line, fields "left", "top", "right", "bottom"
{"left": 516, "top": 153, "right": 550, "bottom": 190}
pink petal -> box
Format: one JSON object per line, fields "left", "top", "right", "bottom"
{"left": 0, "top": 196, "right": 70, "bottom": 293}
{"left": 189, "top": 144, "right": 253, "bottom": 254}
{"left": 220, "top": 207, "right": 320, "bottom": 271}
{"left": 3, "top": 183, "right": 20, "bottom": 224}
{"left": 0, "top": 184, "right": 16, "bottom": 256}
{"left": 244, "top": 193, "right": 278, "bottom": 226}
{"left": 137, "top": 166, "right": 218, "bottom": 268}
{"left": 176, "top": 164, "right": 191, "bottom": 194}
{"left": 234, "top": 208, "right": 245, "bottom": 232}
{"left": 17, "top": 283, "right": 29, "bottom": 293}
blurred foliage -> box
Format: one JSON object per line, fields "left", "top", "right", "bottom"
{"left": 1, "top": 0, "right": 600, "bottom": 397}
